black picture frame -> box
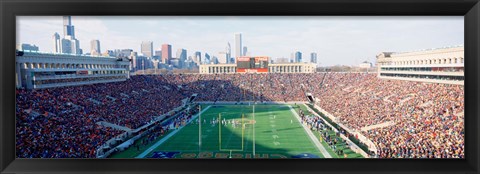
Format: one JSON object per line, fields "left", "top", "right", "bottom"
{"left": 1, "top": 0, "right": 479, "bottom": 173}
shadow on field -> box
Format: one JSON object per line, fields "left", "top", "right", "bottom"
{"left": 142, "top": 74, "right": 326, "bottom": 159}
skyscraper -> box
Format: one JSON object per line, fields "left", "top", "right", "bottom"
{"left": 226, "top": 42, "right": 232, "bottom": 63}
{"left": 235, "top": 33, "right": 242, "bottom": 57}
{"left": 113, "top": 49, "right": 133, "bottom": 58}
{"left": 176, "top": 48, "right": 187, "bottom": 69}
{"left": 141, "top": 41, "right": 153, "bottom": 57}
{"left": 194, "top": 51, "right": 202, "bottom": 65}
{"left": 243, "top": 46, "right": 248, "bottom": 56}
{"left": 218, "top": 52, "right": 228, "bottom": 64}
{"left": 161, "top": 44, "right": 172, "bottom": 64}
{"left": 60, "top": 16, "right": 81, "bottom": 55}
{"left": 61, "top": 39, "right": 73, "bottom": 54}
{"left": 212, "top": 56, "right": 219, "bottom": 64}
{"left": 295, "top": 51, "right": 302, "bottom": 63}
{"left": 53, "top": 32, "right": 61, "bottom": 53}
{"left": 310, "top": 52, "right": 318, "bottom": 64}
{"left": 63, "top": 16, "right": 75, "bottom": 39}
{"left": 204, "top": 53, "right": 211, "bottom": 64}
{"left": 153, "top": 50, "right": 162, "bottom": 61}
{"left": 90, "top": 40, "right": 101, "bottom": 56}
{"left": 155, "top": 50, "right": 162, "bottom": 57}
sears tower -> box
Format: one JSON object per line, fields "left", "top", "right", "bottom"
{"left": 56, "top": 16, "right": 82, "bottom": 54}
{"left": 63, "top": 16, "right": 76, "bottom": 38}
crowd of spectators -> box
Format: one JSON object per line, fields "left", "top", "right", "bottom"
{"left": 17, "top": 72, "right": 464, "bottom": 158}
{"left": 162, "top": 72, "right": 464, "bottom": 158}
{"left": 16, "top": 75, "right": 184, "bottom": 158}
{"left": 163, "top": 73, "right": 327, "bottom": 102}
{"left": 131, "top": 107, "right": 199, "bottom": 152}
{"left": 314, "top": 73, "right": 464, "bottom": 158}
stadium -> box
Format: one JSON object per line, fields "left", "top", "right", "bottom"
{"left": 15, "top": 46, "right": 464, "bottom": 159}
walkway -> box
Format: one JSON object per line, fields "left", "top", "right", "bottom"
{"left": 360, "top": 121, "right": 395, "bottom": 132}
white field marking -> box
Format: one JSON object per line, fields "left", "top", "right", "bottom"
{"left": 288, "top": 105, "right": 332, "bottom": 158}
{"left": 271, "top": 129, "right": 277, "bottom": 134}
{"left": 273, "top": 141, "right": 281, "bottom": 146}
{"left": 135, "top": 105, "right": 212, "bottom": 158}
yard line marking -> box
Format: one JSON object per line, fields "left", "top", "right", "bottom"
{"left": 135, "top": 105, "right": 212, "bottom": 158}
{"left": 288, "top": 105, "right": 332, "bottom": 158}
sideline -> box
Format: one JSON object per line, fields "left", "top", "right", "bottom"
{"left": 288, "top": 105, "right": 332, "bottom": 158}
{"left": 135, "top": 105, "right": 212, "bottom": 158}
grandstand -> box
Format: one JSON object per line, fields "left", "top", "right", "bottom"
{"left": 15, "top": 71, "right": 464, "bottom": 158}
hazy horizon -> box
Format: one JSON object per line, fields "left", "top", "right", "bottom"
{"left": 17, "top": 16, "right": 463, "bottom": 66}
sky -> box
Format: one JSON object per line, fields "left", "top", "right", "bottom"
{"left": 16, "top": 16, "right": 463, "bottom": 66}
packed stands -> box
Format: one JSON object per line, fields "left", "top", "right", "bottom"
{"left": 16, "top": 73, "right": 464, "bottom": 158}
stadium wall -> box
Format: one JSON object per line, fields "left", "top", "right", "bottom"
{"left": 303, "top": 104, "right": 370, "bottom": 158}
{"left": 310, "top": 104, "right": 378, "bottom": 155}
{"left": 378, "top": 76, "right": 464, "bottom": 85}
{"left": 96, "top": 104, "right": 192, "bottom": 158}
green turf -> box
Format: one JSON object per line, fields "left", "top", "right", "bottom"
{"left": 110, "top": 104, "right": 363, "bottom": 158}
{"left": 293, "top": 104, "right": 363, "bottom": 158}
{"left": 108, "top": 129, "right": 174, "bottom": 158}
{"left": 142, "top": 104, "right": 325, "bottom": 158}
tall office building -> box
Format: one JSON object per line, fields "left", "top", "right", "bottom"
{"left": 243, "top": 46, "right": 248, "bottom": 56}
{"left": 60, "top": 16, "right": 81, "bottom": 55}
{"left": 205, "top": 53, "right": 211, "bottom": 64}
{"left": 141, "top": 41, "right": 153, "bottom": 57}
{"left": 161, "top": 44, "right": 172, "bottom": 64}
{"left": 235, "top": 33, "right": 242, "bottom": 57}
{"left": 53, "top": 33, "right": 61, "bottom": 53}
{"left": 129, "top": 52, "right": 138, "bottom": 71}
{"left": 113, "top": 49, "right": 133, "bottom": 58}
{"left": 155, "top": 50, "right": 162, "bottom": 56}
{"left": 194, "top": 51, "right": 202, "bottom": 65}
{"left": 176, "top": 48, "right": 187, "bottom": 68}
{"left": 185, "top": 56, "right": 194, "bottom": 69}
{"left": 63, "top": 16, "right": 75, "bottom": 38}
{"left": 212, "top": 56, "right": 219, "bottom": 64}
{"left": 90, "top": 40, "right": 101, "bottom": 56}
{"left": 226, "top": 42, "right": 232, "bottom": 63}
{"left": 218, "top": 52, "right": 228, "bottom": 64}
{"left": 295, "top": 51, "right": 302, "bottom": 63}
{"left": 153, "top": 50, "right": 162, "bottom": 61}
{"left": 310, "top": 52, "right": 318, "bottom": 64}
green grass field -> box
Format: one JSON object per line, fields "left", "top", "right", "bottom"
{"left": 110, "top": 104, "right": 363, "bottom": 159}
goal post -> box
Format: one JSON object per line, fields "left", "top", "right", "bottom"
{"left": 218, "top": 113, "right": 245, "bottom": 152}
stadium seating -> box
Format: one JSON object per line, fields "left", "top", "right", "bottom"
{"left": 16, "top": 73, "right": 464, "bottom": 158}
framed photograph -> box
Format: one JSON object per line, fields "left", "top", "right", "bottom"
{"left": 1, "top": 0, "right": 479, "bottom": 174}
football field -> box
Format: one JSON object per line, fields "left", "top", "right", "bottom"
{"left": 137, "top": 104, "right": 330, "bottom": 158}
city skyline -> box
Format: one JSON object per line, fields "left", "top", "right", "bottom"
{"left": 17, "top": 16, "right": 463, "bottom": 66}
